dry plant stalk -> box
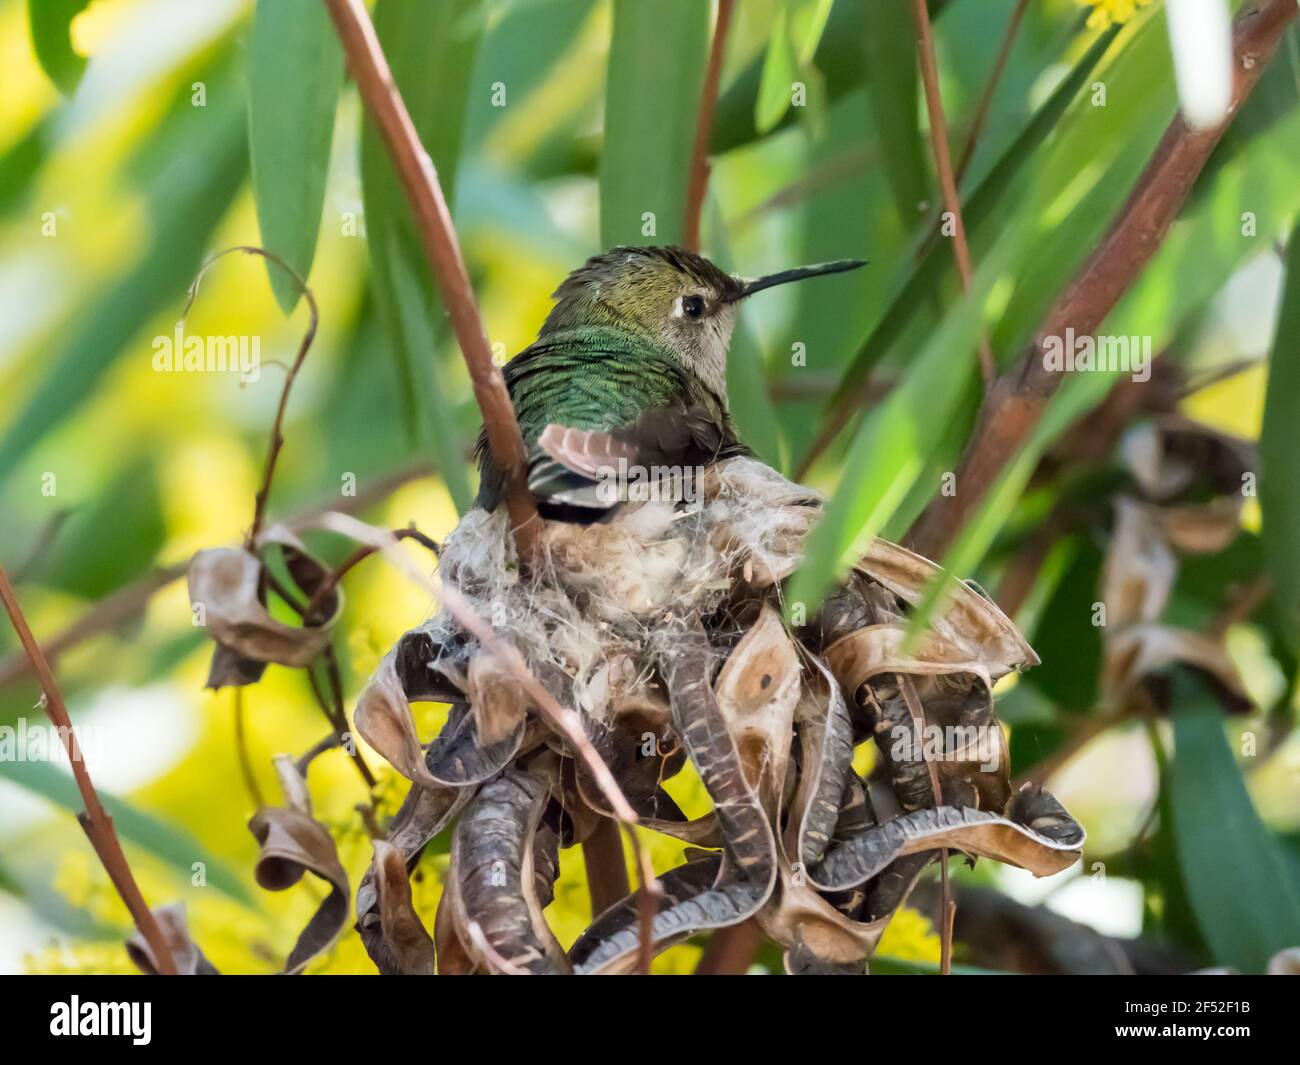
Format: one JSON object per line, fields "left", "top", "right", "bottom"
{"left": 912, "top": 0, "right": 995, "bottom": 388}
{"left": 683, "top": 0, "right": 735, "bottom": 252}
{"left": 322, "top": 0, "right": 540, "bottom": 566}
{"left": 0, "top": 567, "right": 178, "bottom": 974}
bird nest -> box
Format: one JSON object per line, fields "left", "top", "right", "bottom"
{"left": 346, "top": 457, "right": 1085, "bottom": 975}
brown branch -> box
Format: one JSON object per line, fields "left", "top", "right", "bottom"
{"left": 954, "top": 0, "right": 1029, "bottom": 185}
{"left": 913, "top": 0, "right": 995, "bottom": 388}
{"left": 323, "top": 645, "right": 377, "bottom": 788}
{"left": 582, "top": 817, "right": 630, "bottom": 917}
{"left": 323, "top": 0, "right": 540, "bottom": 567}
{"left": 906, "top": 0, "right": 1298, "bottom": 560}
{"left": 695, "top": 918, "right": 764, "bottom": 974}
{"left": 0, "top": 567, "right": 178, "bottom": 974}
{"left": 232, "top": 688, "right": 266, "bottom": 809}
{"left": 684, "top": 0, "right": 735, "bottom": 251}
{"left": 0, "top": 462, "right": 431, "bottom": 689}
{"left": 1013, "top": 712, "right": 1120, "bottom": 790}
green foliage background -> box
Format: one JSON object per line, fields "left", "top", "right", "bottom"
{"left": 0, "top": 0, "right": 1297, "bottom": 974}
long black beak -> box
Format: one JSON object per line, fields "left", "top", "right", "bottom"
{"left": 722, "top": 258, "right": 867, "bottom": 303}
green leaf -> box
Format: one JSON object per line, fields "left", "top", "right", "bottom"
{"left": 711, "top": 0, "right": 932, "bottom": 154}
{"left": 1261, "top": 227, "right": 1300, "bottom": 651}
{"left": 755, "top": 4, "right": 799, "bottom": 135}
{"left": 249, "top": 0, "right": 345, "bottom": 313}
{"left": 786, "top": 215, "right": 1029, "bottom": 612}
{"left": 819, "top": 25, "right": 1120, "bottom": 435}
{"left": 0, "top": 758, "right": 252, "bottom": 904}
{"left": 33, "top": 457, "right": 166, "bottom": 601}
{"left": 0, "top": 57, "right": 248, "bottom": 479}
{"left": 863, "top": 0, "right": 926, "bottom": 227}
{"left": 463, "top": 0, "right": 598, "bottom": 149}
{"left": 0, "top": 854, "right": 117, "bottom": 938}
{"left": 26, "top": 0, "right": 91, "bottom": 95}
{"left": 600, "top": 0, "right": 710, "bottom": 247}
{"left": 704, "top": 198, "right": 783, "bottom": 466}
{"left": 360, "top": 0, "right": 481, "bottom": 513}
{"left": 1170, "top": 674, "right": 1300, "bottom": 973}
{"left": 1145, "top": 721, "right": 1209, "bottom": 956}
{"left": 0, "top": 115, "right": 52, "bottom": 218}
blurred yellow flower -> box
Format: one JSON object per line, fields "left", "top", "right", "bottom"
{"left": 1078, "top": 0, "right": 1155, "bottom": 31}
{"left": 876, "top": 906, "right": 942, "bottom": 964}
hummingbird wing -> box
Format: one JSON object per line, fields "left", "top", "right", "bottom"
{"left": 475, "top": 326, "right": 746, "bottom": 519}
{"left": 530, "top": 404, "right": 750, "bottom": 513}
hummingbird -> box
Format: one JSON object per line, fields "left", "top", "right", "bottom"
{"left": 475, "top": 245, "right": 864, "bottom": 520}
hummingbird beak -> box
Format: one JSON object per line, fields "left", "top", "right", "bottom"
{"left": 722, "top": 258, "right": 867, "bottom": 303}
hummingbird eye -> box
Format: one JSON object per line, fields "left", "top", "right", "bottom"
{"left": 682, "top": 294, "right": 706, "bottom": 320}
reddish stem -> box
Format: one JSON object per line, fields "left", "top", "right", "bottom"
{"left": 0, "top": 568, "right": 178, "bottom": 974}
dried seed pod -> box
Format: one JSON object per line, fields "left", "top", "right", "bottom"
{"left": 449, "top": 763, "right": 570, "bottom": 975}
{"left": 808, "top": 784, "right": 1084, "bottom": 893}
{"left": 248, "top": 804, "right": 350, "bottom": 974}
{"left": 712, "top": 605, "right": 802, "bottom": 817}
{"left": 187, "top": 531, "right": 342, "bottom": 688}
{"left": 371, "top": 840, "right": 437, "bottom": 976}
{"left": 467, "top": 649, "right": 528, "bottom": 748}
{"left": 356, "top": 780, "right": 470, "bottom": 974}
{"left": 569, "top": 854, "right": 726, "bottom": 975}
{"left": 126, "top": 903, "right": 219, "bottom": 976}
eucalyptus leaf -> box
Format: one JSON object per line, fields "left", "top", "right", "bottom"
{"left": 600, "top": 0, "right": 710, "bottom": 247}
{"left": 1169, "top": 672, "right": 1300, "bottom": 973}
{"left": 0, "top": 758, "right": 251, "bottom": 904}
{"left": 1260, "top": 227, "right": 1300, "bottom": 649}
{"left": 248, "top": 0, "right": 345, "bottom": 312}
{"left": 26, "top": 0, "right": 91, "bottom": 95}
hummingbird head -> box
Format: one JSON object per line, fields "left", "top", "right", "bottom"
{"left": 539, "top": 246, "right": 865, "bottom": 402}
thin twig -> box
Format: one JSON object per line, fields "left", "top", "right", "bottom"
{"left": 907, "top": 0, "right": 1298, "bottom": 559}
{"left": 296, "top": 732, "right": 341, "bottom": 776}
{"left": 940, "top": 858, "right": 955, "bottom": 975}
{"left": 323, "top": 0, "right": 540, "bottom": 567}
{"left": 0, "top": 567, "right": 177, "bottom": 974}
{"left": 323, "top": 645, "right": 377, "bottom": 788}
{"left": 953, "top": 0, "right": 1029, "bottom": 185}
{"left": 232, "top": 688, "right": 266, "bottom": 809}
{"left": 684, "top": 0, "right": 735, "bottom": 251}
{"left": 898, "top": 673, "right": 953, "bottom": 974}
{"left": 181, "top": 245, "right": 318, "bottom": 551}
{"left": 304, "top": 527, "right": 439, "bottom": 623}
{"left": 912, "top": 0, "right": 995, "bottom": 388}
